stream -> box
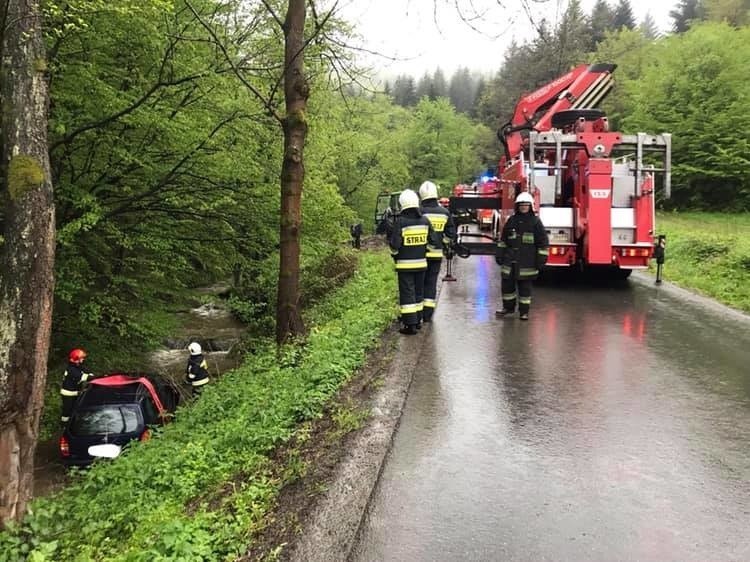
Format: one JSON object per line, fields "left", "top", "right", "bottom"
{"left": 33, "top": 291, "right": 246, "bottom": 497}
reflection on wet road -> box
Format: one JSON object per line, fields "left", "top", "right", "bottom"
{"left": 352, "top": 256, "right": 750, "bottom": 562}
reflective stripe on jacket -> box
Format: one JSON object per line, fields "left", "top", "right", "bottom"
{"left": 389, "top": 210, "right": 433, "bottom": 271}
{"left": 186, "top": 355, "right": 210, "bottom": 386}
{"left": 420, "top": 199, "right": 456, "bottom": 259}
{"left": 61, "top": 363, "right": 94, "bottom": 396}
{"left": 495, "top": 211, "right": 549, "bottom": 280}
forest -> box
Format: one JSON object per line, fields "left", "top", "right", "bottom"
{"left": 2, "top": 0, "right": 748, "bottom": 360}
{"left": 0, "top": 0, "right": 748, "bottom": 553}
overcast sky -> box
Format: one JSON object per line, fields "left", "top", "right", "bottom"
{"left": 338, "top": 0, "right": 675, "bottom": 77}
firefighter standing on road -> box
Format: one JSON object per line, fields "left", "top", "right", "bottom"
{"left": 495, "top": 192, "right": 549, "bottom": 320}
{"left": 186, "top": 342, "right": 210, "bottom": 395}
{"left": 389, "top": 189, "right": 435, "bottom": 335}
{"left": 419, "top": 180, "right": 456, "bottom": 322}
{"left": 60, "top": 348, "right": 95, "bottom": 424}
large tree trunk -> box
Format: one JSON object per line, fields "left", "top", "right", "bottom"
{"left": 0, "top": 0, "right": 56, "bottom": 525}
{"left": 275, "top": 0, "right": 308, "bottom": 344}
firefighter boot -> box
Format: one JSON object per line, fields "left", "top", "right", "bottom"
{"left": 399, "top": 325, "right": 418, "bottom": 335}
{"left": 519, "top": 313, "right": 529, "bottom": 321}
{"left": 495, "top": 308, "right": 514, "bottom": 317}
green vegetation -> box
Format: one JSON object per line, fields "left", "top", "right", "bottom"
{"left": 39, "top": 0, "right": 749, "bottom": 365}
{"left": 6, "top": 0, "right": 748, "bottom": 550}
{"left": 40, "top": 0, "right": 492, "bottom": 361}
{"left": 0, "top": 252, "right": 397, "bottom": 561}
{"left": 655, "top": 212, "right": 750, "bottom": 312}
{"left": 615, "top": 23, "right": 750, "bottom": 210}
{"left": 7, "top": 155, "right": 45, "bottom": 199}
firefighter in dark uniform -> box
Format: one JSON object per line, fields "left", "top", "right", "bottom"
{"left": 350, "top": 222, "right": 363, "bottom": 249}
{"left": 60, "top": 348, "right": 95, "bottom": 424}
{"left": 186, "top": 342, "right": 210, "bottom": 395}
{"left": 389, "top": 189, "right": 435, "bottom": 335}
{"left": 418, "top": 180, "right": 456, "bottom": 322}
{"left": 495, "top": 191, "right": 549, "bottom": 320}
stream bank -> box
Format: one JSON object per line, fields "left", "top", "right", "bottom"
{"left": 33, "top": 286, "right": 247, "bottom": 498}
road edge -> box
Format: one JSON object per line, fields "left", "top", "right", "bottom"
{"left": 283, "top": 322, "right": 428, "bottom": 562}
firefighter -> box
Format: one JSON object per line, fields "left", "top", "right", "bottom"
{"left": 495, "top": 191, "right": 549, "bottom": 320}
{"left": 418, "top": 180, "right": 456, "bottom": 322}
{"left": 350, "top": 222, "right": 363, "bottom": 249}
{"left": 60, "top": 348, "right": 95, "bottom": 424}
{"left": 186, "top": 342, "right": 210, "bottom": 395}
{"left": 389, "top": 189, "right": 435, "bottom": 335}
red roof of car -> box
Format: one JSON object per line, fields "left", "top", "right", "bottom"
{"left": 90, "top": 374, "right": 166, "bottom": 415}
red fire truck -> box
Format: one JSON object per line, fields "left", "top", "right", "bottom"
{"left": 450, "top": 63, "right": 671, "bottom": 277}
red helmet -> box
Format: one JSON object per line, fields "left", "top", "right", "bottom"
{"left": 69, "top": 348, "right": 87, "bottom": 363}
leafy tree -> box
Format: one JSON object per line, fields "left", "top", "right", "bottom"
{"left": 622, "top": 23, "right": 750, "bottom": 209}
{"left": 415, "top": 72, "right": 432, "bottom": 101}
{"left": 670, "top": 0, "right": 706, "bottom": 32}
{"left": 448, "top": 67, "right": 475, "bottom": 114}
{"left": 392, "top": 74, "right": 417, "bottom": 107}
{"left": 44, "top": 0, "right": 278, "bottom": 357}
{"left": 704, "top": 0, "right": 750, "bottom": 26}
{"left": 431, "top": 67, "right": 448, "bottom": 99}
{"left": 555, "top": 0, "right": 590, "bottom": 71}
{"left": 639, "top": 13, "right": 661, "bottom": 39}
{"left": 590, "top": 29, "right": 657, "bottom": 130}
{"left": 612, "top": 0, "right": 637, "bottom": 29}
{"left": 305, "top": 93, "right": 411, "bottom": 232}
{"left": 405, "top": 98, "right": 490, "bottom": 189}
{"left": 475, "top": 13, "right": 587, "bottom": 129}
{"left": 588, "top": 0, "right": 617, "bottom": 48}
{"left": 0, "top": 0, "right": 55, "bottom": 526}
{"left": 471, "top": 74, "right": 486, "bottom": 118}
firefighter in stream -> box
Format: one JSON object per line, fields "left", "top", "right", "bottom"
{"left": 418, "top": 180, "right": 456, "bottom": 322}
{"left": 495, "top": 191, "right": 549, "bottom": 320}
{"left": 186, "top": 342, "right": 210, "bottom": 395}
{"left": 60, "top": 348, "right": 95, "bottom": 424}
{"left": 389, "top": 189, "right": 436, "bottom": 335}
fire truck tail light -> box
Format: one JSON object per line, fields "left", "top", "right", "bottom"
{"left": 620, "top": 248, "right": 651, "bottom": 258}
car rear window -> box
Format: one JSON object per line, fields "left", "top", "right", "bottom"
{"left": 71, "top": 405, "right": 141, "bottom": 435}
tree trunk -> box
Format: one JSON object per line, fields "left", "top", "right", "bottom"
{"left": 275, "top": 0, "right": 308, "bottom": 344}
{"left": 0, "top": 0, "right": 55, "bottom": 525}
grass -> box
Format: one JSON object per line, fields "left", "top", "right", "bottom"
{"left": 653, "top": 211, "right": 750, "bottom": 313}
{"left": 0, "top": 251, "right": 398, "bottom": 562}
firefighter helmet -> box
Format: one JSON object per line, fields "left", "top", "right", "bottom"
{"left": 398, "top": 189, "right": 420, "bottom": 210}
{"left": 418, "top": 181, "right": 439, "bottom": 201}
{"left": 188, "top": 342, "right": 202, "bottom": 355}
{"left": 515, "top": 192, "right": 534, "bottom": 208}
{"left": 69, "top": 348, "right": 87, "bottom": 363}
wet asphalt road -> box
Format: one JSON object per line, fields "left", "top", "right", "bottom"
{"left": 352, "top": 256, "right": 750, "bottom": 562}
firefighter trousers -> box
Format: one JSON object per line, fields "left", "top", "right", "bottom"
{"left": 422, "top": 259, "right": 441, "bottom": 321}
{"left": 501, "top": 273, "right": 533, "bottom": 315}
{"left": 61, "top": 395, "right": 77, "bottom": 423}
{"left": 398, "top": 269, "right": 425, "bottom": 327}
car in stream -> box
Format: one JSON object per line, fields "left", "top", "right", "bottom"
{"left": 59, "top": 373, "right": 180, "bottom": 467}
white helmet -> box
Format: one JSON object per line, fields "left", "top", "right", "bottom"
{"left": 418, "top": 181, "right": 439, "bottom": 201}
{"left": 398, "top": 189, "right": 420, "bottom": 210}
{"left": 515, "top": 191, "right": 534, "bottom": 208}
{"left": 188, "top": 342, "right": 202, "bottom": 355}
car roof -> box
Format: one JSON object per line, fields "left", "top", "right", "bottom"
{"left": 77, "top": 383, "right": 147, "bottom": 407}
{"left": 77, "top": 374, "right": 167, "bottom": 412}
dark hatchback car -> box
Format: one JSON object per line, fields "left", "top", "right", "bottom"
{"left": 59, "top": 374, "right": 179, "bottom": 467}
